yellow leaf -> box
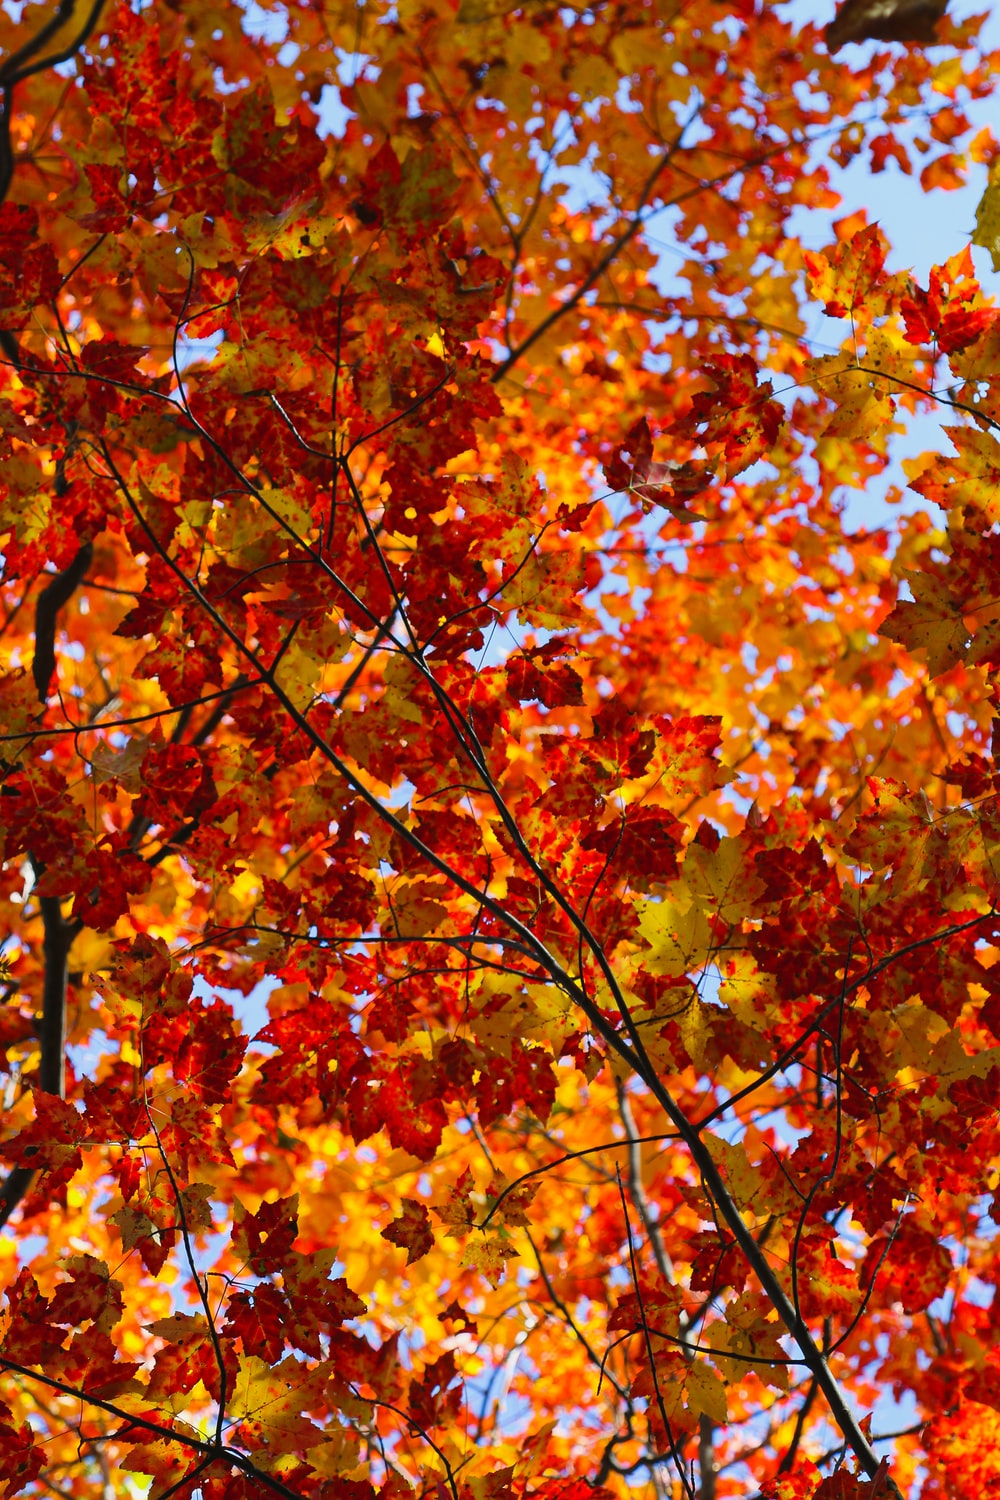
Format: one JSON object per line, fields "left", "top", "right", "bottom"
{"left": 145, "top": 1312, "right": 208, "bottom": 1344}
{"left": 703, "top": 1135, "right": 766, "bottom": 1213}
{"left": 462, "top": 1236, "right": 519, "bottom": 1288}
{"left": 121, "top": 1437, "right": 205, "bottom": 1497}
{"left": 710, "top": 1293, "right": 790, "bottom": 1392}
{"left": 521, "top": 982, "right": 576, "bottom": 1050}
{"left": 974, "top": 170, "right": 1000, "bottom": 272}
{"left": 879, "top": 570, "right": 970, "bottom": 675}
{"left": 804, "top": 354, "right": 895, "bottom": 446}
{"left": 636, "top": 895, "right": 713, "bottom": 977}
{"left": 275, "top": 618, "right": 349, "bottom": 711}
{"left": 0, "top": 455, "right": 49, "bottom": 546}
{"left": 230, "top": 1354, "right": 328, "bottom": 1455}
{"left": 717, "top": 949, "right": 771, "bottom": 1028}
{"left": 387, "top": 881, "right": 448, "bottom": 937}
{"left": 0, "top": 668, "right": 42, "bottom": 749}
{"left": 682, "top": 836, "right": 761, "bottom": 924}
{"left": 90, "top": 735, "right": 148, "bottom": 792}
{"left": 686, "top": 1362, "right": 728, "bottom": 1426}
{"left": 676, "top": 994, "right": 713, "bottom": 1072}
{"left": 262, "top": 485, "right": 313, "bottom": 539}
{"left": 470, "top": 985, "right": 534, "bottom": 1060}
{"left": 905, "top": 424, "right": 1000, "bottom": 525}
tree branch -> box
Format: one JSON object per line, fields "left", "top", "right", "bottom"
{"left": 32, "top": 542, "right": 92, "bottom": 703}
{"left": 0, "top": 542, "right": 89, "bottom": 1230}
{"left": 0, "top": 888, "right": 69, "bottom": 1231}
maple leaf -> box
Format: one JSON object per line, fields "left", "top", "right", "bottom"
{"left": 605, "top": 417, "right": 711, "bottom": 522}
{"left": 636, "top": 893, "right": 714, "bottom": 978}
{"left": 49, "top": 1255, "right": 123, "bottom": 1334}
{"left": 879, "top": 569, "right": 972, "bottom": 674}
{"left": 904, "top": 425, "right": 1000, "bottom": 525}
{"left": 0, "top": 205, "right": 60, "bottom": 332}
{"left": 408, "top": 1351, "right": 462, "bottom": 1431}
{"left": 222, "top": 1286, "right": 287, "bottom": 1363}
{"left": 433, "top": 1168, "right": 478, "bottom": 1234}
{"left": 881, "top": 531, "right": 1000, "bottom": 676}
{"left": 484, "top": 1174, "right": 539, "bottom": 1228}
{"left": 230, "top": 1354, "right": 329, "bottom": 1456}
{"left": 804, "top": 225, "right": 890, "bottom": 320}
{"left": 461, "top": 1236, "right": 519, "bottom": 1290}
{"left": 119, "top": 1425, "right": 210, "bottom": 1497}
{"left": 112, "top": 1204, "right": 176, "bottom": 1277}
{"left": 861, "top": 1222, "right": 952, "bottom": 1313}
{"left": 0, "top": 1089, "right": 88, "bottom": 1174}
{"left": 760, "top": 1463, "right": 823, "bottom": 1500}
{"left": 0, "top": 1405, "right": 43, "bottom": 1498}
{"left": 381, "top": 1201, "right": 434, "bottom": 1265}
{"left": 233, "top": 1195, "right": 300, "bottom": 1277}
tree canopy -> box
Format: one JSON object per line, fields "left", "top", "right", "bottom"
{"left": 0, "top": 0, "right": 999, "bottom": 1497}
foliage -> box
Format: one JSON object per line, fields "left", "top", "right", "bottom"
{"left": 0, "top": 1, "right": 999, "bottom": 1498}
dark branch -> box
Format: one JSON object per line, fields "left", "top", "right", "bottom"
{"left": 0, "top": 886, "right": 70, "bottom": 1231}
{"left": 32, "top": 542, "right": 92, "bottom": 703}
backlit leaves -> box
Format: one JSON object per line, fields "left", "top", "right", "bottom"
{"left": 0, "top": 0, "right": 999, "bottom": 1498}
{"left": 229, "top": 1354, "right": 329, "bottom": 1455}
{"left": 381, "top": 1202, "right": 435, "bottom": 1265}
{"left": 973, "top": 158, "right": 1000, "bottom": 271}
{"left": 805, "top": 224, "right": 890, "bottom": 321}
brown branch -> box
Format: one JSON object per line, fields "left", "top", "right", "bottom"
{"left": 618, "top": 1084, "right": 719, "bottom": 1499}
{"left": 0, "top": 0, "right": 109, "bottom": 363}
{"left": 0, "top": 885, "right": 70, "bottom": 1232}
{"left": 0, "top": 0, "right": 105, "bottom": 89}
{"left": 617, "top": 1165, "right": 696, "bottom": 1500}
{"left": 32, "top": 542, "right": 92, "bottom": 703}
{"left": 0, "top": 541, "right": 91, "bottom": 1229}
{"left": 777, "top": 1374, "right": 820, "bottom": 1474}
{"left": 36, "top": 892, "right": 68, "bottom": 1099}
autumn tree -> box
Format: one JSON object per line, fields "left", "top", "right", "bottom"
{"left": 0, "top": 0, "right": 999, "bottom": 1496}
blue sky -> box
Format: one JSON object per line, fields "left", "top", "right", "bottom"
{"left": 781, "top": 0, "right": 1000, "bottom": 531}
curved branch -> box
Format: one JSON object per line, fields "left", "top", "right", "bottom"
{"left": 0, "top": 0, "right": 109, "bottom": 362}
{"left": 0, "top": 889, "right": 69, "bottom": 1232}
{"left": 0, "top": 543, "right": 89, "bottom": 1230}
{"left": 32, "top": 542, "right": 93, "bottom": 704}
